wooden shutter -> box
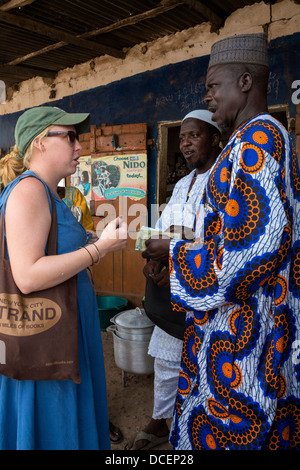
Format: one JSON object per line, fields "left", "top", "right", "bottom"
{"left": 78, "top": 123, "right": 148, "bottom": 306}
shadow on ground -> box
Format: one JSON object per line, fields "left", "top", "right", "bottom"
{"left": 102, "top": 331, "right": 172, "bottom": 451}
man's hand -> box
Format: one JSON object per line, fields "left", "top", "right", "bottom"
{"left": 142, "top": 237, "right": 171, "bottom": 263}
{"left": 143, "top": 259, "right": 163, "bottom": 280}
{"left": 143, "top": 259, "right": 170, "bottom": 288}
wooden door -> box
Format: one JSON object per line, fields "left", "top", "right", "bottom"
{"left": 78, "top": 123, "right": 148, "bottom": 307}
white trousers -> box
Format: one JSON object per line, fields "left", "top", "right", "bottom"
{"left": 148, "top": 326, "right": 183, "bottom": 420}
{"left": 152, "top": 357, "right": 182, "bottom": 419}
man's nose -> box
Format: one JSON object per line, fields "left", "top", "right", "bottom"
{"left": 181, "top": 136, "right": 191, "bottom": 146}
{"left": 204, "top": 90, "right": 212, "bottom": 104}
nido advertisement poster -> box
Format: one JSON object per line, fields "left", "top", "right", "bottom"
{"left": 91, "top": 154, "right": 147, "bottom": 201}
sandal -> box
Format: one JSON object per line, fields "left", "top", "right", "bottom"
{"left": 125, "top": 430, "right": 169, "bottom": 450}
{"left": 109, "top": 421, "right": 123, "bottom": 444}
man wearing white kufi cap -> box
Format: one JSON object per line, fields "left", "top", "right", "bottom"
{"left": 182, "top": 109, "right": 222, "bottom": 132}
{"left": 127, "top": 110, "right": 221, "bottom": 450}
{"left": 163, "top": 33, "right": 300, "bottom": 450}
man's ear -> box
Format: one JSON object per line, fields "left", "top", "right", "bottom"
{"left": 239, "top": 72, "right": 253, "bottom": 92}
{"left": 211, "top": 132, "right": 221, "bottom": 147}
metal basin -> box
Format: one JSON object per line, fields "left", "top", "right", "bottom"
{"left": 109, "top": 330, "right": 154, "bottom": 375}
{"left": 107, "top": 325, "right": 153, "bottom": 342}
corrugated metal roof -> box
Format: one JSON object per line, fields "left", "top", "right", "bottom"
{"left": 0, "top": 0, "right": 276, "bottom": 88}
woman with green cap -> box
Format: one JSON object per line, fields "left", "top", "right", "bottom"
{"left": 0, "top": 106, "right": 128, "bottom": 450}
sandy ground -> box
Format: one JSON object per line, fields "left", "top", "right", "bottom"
{"left": 101, "top": 331, "right": 173, "bottom": 451}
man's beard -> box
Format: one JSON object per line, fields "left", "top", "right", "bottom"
{"left": 186, "top": 160, "right": 202, "bottom": 171}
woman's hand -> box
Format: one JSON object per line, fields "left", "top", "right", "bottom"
{"left": 95, "top": 216, "right": 128, "bottom": 257}
{"left": 86, "top": 230, "right": 98, "bottom": 244}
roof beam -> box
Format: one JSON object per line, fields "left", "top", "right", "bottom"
{"left": 81, "top": 0, "right": 185, "bottom": 38}
{"left": 0, "top": 63, "right": 56, "bottom": 79}
{"left": 0, "top": 10, "right": 124, "bottom": 59}
{"left": 6, "top": 0, "right": 183, "bottom": 67}
{"left": 0, "top": 0, "right": 37, "bottom": 11}
{"left": 7, "top": 43, "right": 65, "bottom": 66}
{"left": 182, "top": 0, "right": 223, "bottom": 29}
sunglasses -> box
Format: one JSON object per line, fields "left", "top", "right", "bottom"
{"left": 46, "top": 130, "right": 79, "bottom": 145}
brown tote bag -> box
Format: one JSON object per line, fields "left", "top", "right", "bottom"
{"left": 0, "top": 193, "right": 80, "bottom": 383}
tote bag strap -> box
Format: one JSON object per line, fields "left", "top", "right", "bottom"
{"left": 47, "top": 192, "right": 58, "bottom": 255}
{"left": 0, "top": 177, "right": 58, "bottom": 259}
{"left": 0, "top": 211, "right": 6, "bottom": 261}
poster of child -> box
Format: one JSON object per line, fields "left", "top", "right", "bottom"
{"left": 70, "top": 156, "right": 92, "bottom": 208}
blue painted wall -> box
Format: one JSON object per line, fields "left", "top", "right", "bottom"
{"left": 1, "top": 32, "right": 299, "bottom": 204}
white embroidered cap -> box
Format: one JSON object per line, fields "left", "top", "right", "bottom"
{"left": 182, "top": 109, "right": 222, "bottom": 133}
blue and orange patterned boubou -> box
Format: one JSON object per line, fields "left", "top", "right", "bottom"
{"left": 169, "top": 114, "right": 300, "bottom": 450}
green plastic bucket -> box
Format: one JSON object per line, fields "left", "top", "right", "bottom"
{"left": 96, "top": 296, "right": 128, "bottom": 331}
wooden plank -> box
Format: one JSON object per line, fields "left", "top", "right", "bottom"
{"left": 92, "top": 123, "right": 148, "bottom": 154}
{"left": 0, "top": 0, "right": 37, "bottom": 10}
{"left": 99, "top": 123, "right": 148, "bottom": 136}
{"left": 126, "top": 197, "right": 148, "bottom": 230}
{"left": 91, "top": 252, "right": 114, "bottom": 293}
{"left": 157, "top": 122, "right": 170, "bottom": 206}
{"left": 81, "top": 0, "right": 184, "bottom": 38}
{"left": 94, "top": 201, "right": 120, "bottom": 234}
{"left": 182, "top": 0, "right": 223, "bottom": 29}
{"left": 113, "top": 249, "right": 123, "bottom": 293}
{"left": 7, "top": 42, "right": 66, "bottom": 66}
{"left": 79, "top": 132, "right": 91, "bottom": 156}
{"left": 122, "top": 240, "right": 146, "bottom": 299}
{"left": 0, "top": 10, "right": 124, "bottom": 58}
{"left": 93, "top": 133, "right": 147, "bottom": 154}
{"left": 0, "top": 63, "right": 56, "bottom": 78}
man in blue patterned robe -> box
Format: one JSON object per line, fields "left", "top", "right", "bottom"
{"left": 144, "top": 33, "right": 300, "bottom": 450}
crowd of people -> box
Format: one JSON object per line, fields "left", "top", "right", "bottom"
{"left": 0, "top": 32, "right": 299, "bottom": 451}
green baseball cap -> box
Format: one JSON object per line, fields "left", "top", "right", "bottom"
{"left": 15, "top": 106, "right": 90, "bottom": 156}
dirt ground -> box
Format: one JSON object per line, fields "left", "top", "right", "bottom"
{"left": 101, "top": 330, "right": 173, "bottom": 451}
